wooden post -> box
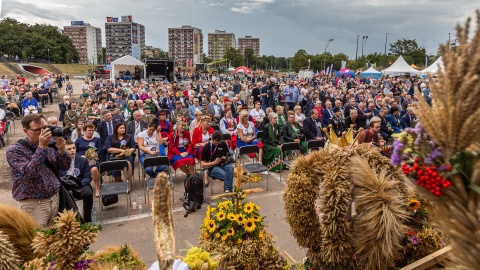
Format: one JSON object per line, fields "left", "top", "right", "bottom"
{"left": 400, "top": 245, "right": 452, "bottom": 270}
{"left": 235, "top": 159, "right": 242, "bottom": 214}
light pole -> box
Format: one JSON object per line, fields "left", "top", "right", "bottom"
{"left": 361, "top": 35, "right": 368, "bottom": 57}
{"left": 384, "top": 33, "right": 390, "bottom": 67}
{"left": 355, "top": 35, "right": 359, "bottom": 70}
{"left": 308, "top": 59, "right": 311, "bottom": 70}
{"left": 47, "top": 48, "right": 50, "bottom": 62}
{"left": 323, "top": 38, "right": 334, "bottom": 71}
{"left": 448, "top": 32, "right": 451, "bottom": 50}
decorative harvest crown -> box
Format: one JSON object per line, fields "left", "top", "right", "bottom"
{"left": 323, "top": 124, "right": 364, "bottom": 147}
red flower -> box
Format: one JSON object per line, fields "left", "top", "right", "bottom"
{"left": 407, "top": 230, "right": 416, "bottom": 236}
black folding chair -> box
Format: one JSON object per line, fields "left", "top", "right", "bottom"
{"left": 256, "top": 131, "right": 263, "bottom": 142}
{"left": 307, "top": 140, "right": 325, "bottom": 153}
{"left": 143, "top": 156, "right": 172, "bottom": 204}
{"left": 211, "top": 124, "right": 220, "bottom": 131}
{"left": 238, "top": 145, "right": 269, "bottom": 190}
{"left": 98, "top": 160, "right": 131, "bottom": 223}
{"left": 279, "top": 142, "right": 301, "bottom": 182}
{"left": 222, "top": 133, "right": 232, "bottom": 150}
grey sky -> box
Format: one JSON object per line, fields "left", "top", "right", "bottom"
{"left": 1, "top": 0, "right": 477, "bottom": 58}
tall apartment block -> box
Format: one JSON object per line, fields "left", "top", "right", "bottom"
{"left": 105, "top": 16, "right": 145, "bottom": 62}
{"left": 168, "top": 25, "right": 203, "bottom": 66}
{"left": 237, "top": 36, "right": 260, "bottom": 57}
{"left": 64, "top": 21, "right": 102, "bottom": 65}
{"left": 208, "top": 30, "right": 235, "bottom": 62}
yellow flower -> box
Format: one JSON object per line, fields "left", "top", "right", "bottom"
{"left": 216, "top": 211, "right": 226, "bottom": 221}
{"left": 221, "top": 235, "right": 228, "bottom": 241}
{"left": 254, "top": 204, "right": 260, "bottom": 211}
{"left": 259, "top": 230, "right": 265, "bottom": 240}
{"left": 235, "top": 214, "right": 246, "bottom": 225}
{"left": 243, "top": 202, "right": 255, "bottom": 214}
{"left": 215, "top": 233, "right": 221, "bottom": 238}
{"left": 408, "top": 199, "right": 421, "bottom": 211}
{"left": 227, "top": 213, "right": 236, "bottom": 221}
{"left": 404, "top": 147, "right": 413, "bottom": 154}
{"left": 207, "top": 220, "right": 216, "bottom": 233}
{"left": 203, "top": 232, "right": 209, "bottom": 239}
{"left": 244, "top": 218, "right": 256, "bottom": 232}
{"left": 227, "top": 227, "right": 235, "bottom": 236}
{"left": 237, "top": 239, "right": 243, "bottom": 244}
{"left": 252, "top": 215, "right": 262, "bottom": 222}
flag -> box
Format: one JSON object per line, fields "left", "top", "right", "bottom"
{"left": 341, "top": 60, "right": 346, "bottom": 69}
{"left": 374, "top": 62, "right": 377, "bottom": 67}
{"left": 329, "top": 64, "right": 334, "bottom": 75}
{"left": 326, "top": 66, "right": 330, "bottom": 75}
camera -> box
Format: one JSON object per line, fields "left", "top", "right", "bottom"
{"left": 48, "top": 125, "right": 71, "bottom": 137}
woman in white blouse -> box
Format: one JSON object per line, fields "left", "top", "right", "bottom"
{"left": 294, "top": 105, "right": 306, "bottom": 127}
{"left": 237, "top": 110, "right": 263, "bottom": 162}
{"left": 249, "top": 101, "right": 265, "bottom": 124}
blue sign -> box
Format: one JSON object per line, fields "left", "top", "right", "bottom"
{"left": 112, "top": 18, "right": 119, "bottom": 22}
{"left": 105, "top": 64, "right": 111, "bottom": 70}
{"left": 71, "top": 21, "right": 84, "bottom": 26}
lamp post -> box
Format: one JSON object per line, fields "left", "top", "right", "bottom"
{"left": 448, "top": 32, "right": 451, "bottom": 50}
{"left": 384, "top": 33, "right": 390, "bottom": 67}
{"left": 361, "top": 35, "right": 368, "bottom": 58}
{"left": 308, "top": 59, "right": 311, "bottom": 70}
{"left": 355, "top": 35, "right": 359, "bottom": 70}
{"left": 323, "top": 38, "right": 334, "bottom": 71}
{"left": 47, "top": 48, "right": 50, "bottom": 62}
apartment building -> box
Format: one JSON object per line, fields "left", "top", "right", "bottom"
{"left": 208, "top": 30, "right": 235, "bottom": 61}
{"left": 64, "top": 21, "right": 102, "bottom": 65}
{"left": 168, "top": 25, "right": 203, "bottom": 66}
{"left": 237, "top": 35, "right": 260, "bottom": 57}
{"left": 105, "top": 16, "right": 145, "bottom": 62}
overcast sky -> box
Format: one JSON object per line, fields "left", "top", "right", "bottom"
{"left": 1, "top": 0, "right": 477, "bottom": 58}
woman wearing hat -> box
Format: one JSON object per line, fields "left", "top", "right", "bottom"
{"left": 168, "top": 120, "right": 195, "bottom": 175}
{"left": 262, "top": 112, "right": 287, "bottom": 172}
{"left": 191, "top": 115, "right": 215, "bottom": 160}
{"left": 219, "top": 108, "right": 237, "bottom": 150}
{"left": 123, "top": 100, "right": 136, "bottom": 121}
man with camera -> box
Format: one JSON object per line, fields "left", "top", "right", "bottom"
{"left": 59, "top": 140, "right": 93, "bottom": 223}
{"left": 7, "top": 114, "right": 72, "bottom": 228}
{"left": 200, "top": 131, "right": 234, "bottom": 193}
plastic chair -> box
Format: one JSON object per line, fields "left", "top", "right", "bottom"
{"left": 238, "top": 145, "right": 269, "bottom": 190}
{"left": 143, "top": 156, "right": 172, "bottom": 204}
{"left": 307, "top": 140, "right": 325, "bottom": 153}
{"left": 279, "top": 142, "right": 301, "bottom": 182}
{"left": 98, "top": 160, "right": 130, "bottom": 223}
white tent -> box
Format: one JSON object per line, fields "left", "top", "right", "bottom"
{"left": 421, "top": 56, "right": 444, "bottom": 76}
{"left": 360, "top": 67, "right": 382, "bottom": 79}
{"left": 110, "top": 55, "right": 146, "bottom": 81}
{"left": 382, "top": 56, "right": 422, "bottom": 77}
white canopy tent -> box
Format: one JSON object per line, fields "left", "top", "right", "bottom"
{"left": 421, "top": 56, "right": 444, "bottom": 76}
{"left": 382, "top": 56, "right": 422, "bottom": 77}
{"left": 110, "top": 55, "right": 146, "bottom": 81}
{"left": 360, "top": 67, "right": 382, "bottom": 79}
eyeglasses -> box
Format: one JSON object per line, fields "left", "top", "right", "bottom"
{"left": 27, "top": 126, "right": 47, "bottom": 132}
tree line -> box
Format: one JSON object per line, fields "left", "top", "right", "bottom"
{"left": 0, "top": 18, "right": 79, "bottom": 64}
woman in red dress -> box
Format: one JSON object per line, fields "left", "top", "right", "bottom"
{"left": 191, "top": 116, "right": 215, "bottom": 159}
{"left": 168, "top": 121, "right": 195, "bottom": 174}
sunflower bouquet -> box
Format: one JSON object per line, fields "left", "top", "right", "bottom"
{"left": 201, "top": 200, "right": 265, "bottom": 243}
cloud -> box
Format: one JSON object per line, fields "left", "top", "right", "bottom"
{"left": 230, "top": 0, "right": 275, "bottom": 14}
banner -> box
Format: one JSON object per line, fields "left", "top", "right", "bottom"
{"left": 71, "top": 21, "right": 84, "bottom": 26}
{"left": 121, "top": 16, "right": 133, "bottom": 22}
{"left": 106, "top": 17, "right": 113, "bottom": 22}
{"left": 112, "top": 18, "right": 118, "bottom": 22}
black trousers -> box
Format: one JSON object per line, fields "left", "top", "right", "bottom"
{"left": 73, "top": 185, "right": 93, "bottom": 223}
{"left": 48, "top": 91, "right": 53, "bottom": 104}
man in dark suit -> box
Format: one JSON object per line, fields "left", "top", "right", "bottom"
{"left": 401, "top": 107, "right": 417, "bottom": 129}
{"left": 302, "top": 109, "right": 325, "bottom": 141}
{"left": 328, "top": 107, "right": 347, "bottom": 137}
{"left": 232, "top": 78, "right": 242, "bottom": 95}
{"left": 58, "top": 95, "right": 72, "bottom": 126}
{"left": 322, "top": 101, "right": 334, "bottom": 127}
{"left": 378, "top": 107, "right": 393, "bottom": 141}
{"left": 126, "top": 110, "right": 147, "bottom": 143}
{"left": 60, "top": 140, "right": 93, "bottom": 222}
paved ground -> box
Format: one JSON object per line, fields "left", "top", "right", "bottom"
{"left": 0, "top": 79, "right": 305, "bottom": 267}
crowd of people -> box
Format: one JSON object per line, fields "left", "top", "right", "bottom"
{"left": 2, "top": 70, "right": 430, "bottom": 227}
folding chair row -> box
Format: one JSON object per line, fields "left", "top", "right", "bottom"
{"left": 98, "top": 160, "right": 131, "bottom": 223}
{"left": 142, "top": 156, "right": 173, "bottom": 204}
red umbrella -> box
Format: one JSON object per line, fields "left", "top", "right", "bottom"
{"left": 233, "top": 66, "right": 252, "bottom": 74}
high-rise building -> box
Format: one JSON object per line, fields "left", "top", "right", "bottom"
{"left": 64, "top": 21, "right": 102, "bottom": 65}
{"left": 105, "top": 16, "right": 145, "bottom": 62}
{"left": 168, "top": 25, "right": 203, "bottom": 66}
{"left": 208, "top": 30, "right": 235, "bottom": 62}
{"left": 237, "top": 36, "right": 260, "bottom": 57}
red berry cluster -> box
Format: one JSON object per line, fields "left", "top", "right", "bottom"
{"left": 401, "top": 158, "right": 452, "bottom": 196}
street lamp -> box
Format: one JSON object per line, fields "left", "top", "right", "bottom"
{"left": 361, "top": 35, "right": 368, "bottom": 57}
{"left": 323, "top": 38, "right": 334, "bottom": 71}
{"left": 47, "top": 48, "right": 50, "bottom": 62}
{"left": 308, "top": 59, "right": 311, "bottom": 70}
{"left": 384, "top": 33, "right": 390, "bottom": 67}
{"left": 355, "top": 35, "right": 359, "bottom": 70}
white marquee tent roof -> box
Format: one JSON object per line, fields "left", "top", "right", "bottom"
{"left": 421, "top": 56, "right": 444, "bottom": 75}
{"left": 382, "top": 56, "right": 422, "bottom": 76}
{"left": 360, "top": 67, "right": 382, "bottom": 78}
{"left": 110, "top": 55, "right": 145, "bottom": 81}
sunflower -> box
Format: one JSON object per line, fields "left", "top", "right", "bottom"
{"left": 221, "top": 235, "right": 228, "bottom": 241}
{"left": 227, "top": 213, "right": 236, "bottom": 221}
{"left": 244, "top": 218, "right": 256, "bottom": 232}
{"left": 237, "top": 239, "right": 243, "bottom": 244}
{"left": 227, "top": 227, "right": 235, "bottom": 236}
{"left": 252, "top": 215, "right": 262, "bottom": 222}
{"left": 216, "top": 211, "right": 226, "bottom": 221}
{"left": 215, "top": 233, "right": 221, "bottom": 238}
{"left": 259, "top": 230, "right": 265, "bottom": 240}
{"left": 408, "top": 199, "right": 421, "bottom": 211}
{"left": 243, "top": 202, "right": 255, "bottom": 214}
{"left": 235, "top": 214, "right": 246, "bottom": 225}
{"left": 207, "top": 220, "right": 216, "bottom": 233}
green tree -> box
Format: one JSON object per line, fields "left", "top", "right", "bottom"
{"left": 243, "top": 48, "right": 255, "bottom": 68}
{"left": 224, "top": 47, "right": 244, "bottom": 67}
{"left": 202, "top": 53, "right": 212, "bottom": 63}
{"left": 389, "top": 38, "right": 426, "bottom": 66}
{"left": 291, "top": 49, "right": 311, "bottom": 72}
